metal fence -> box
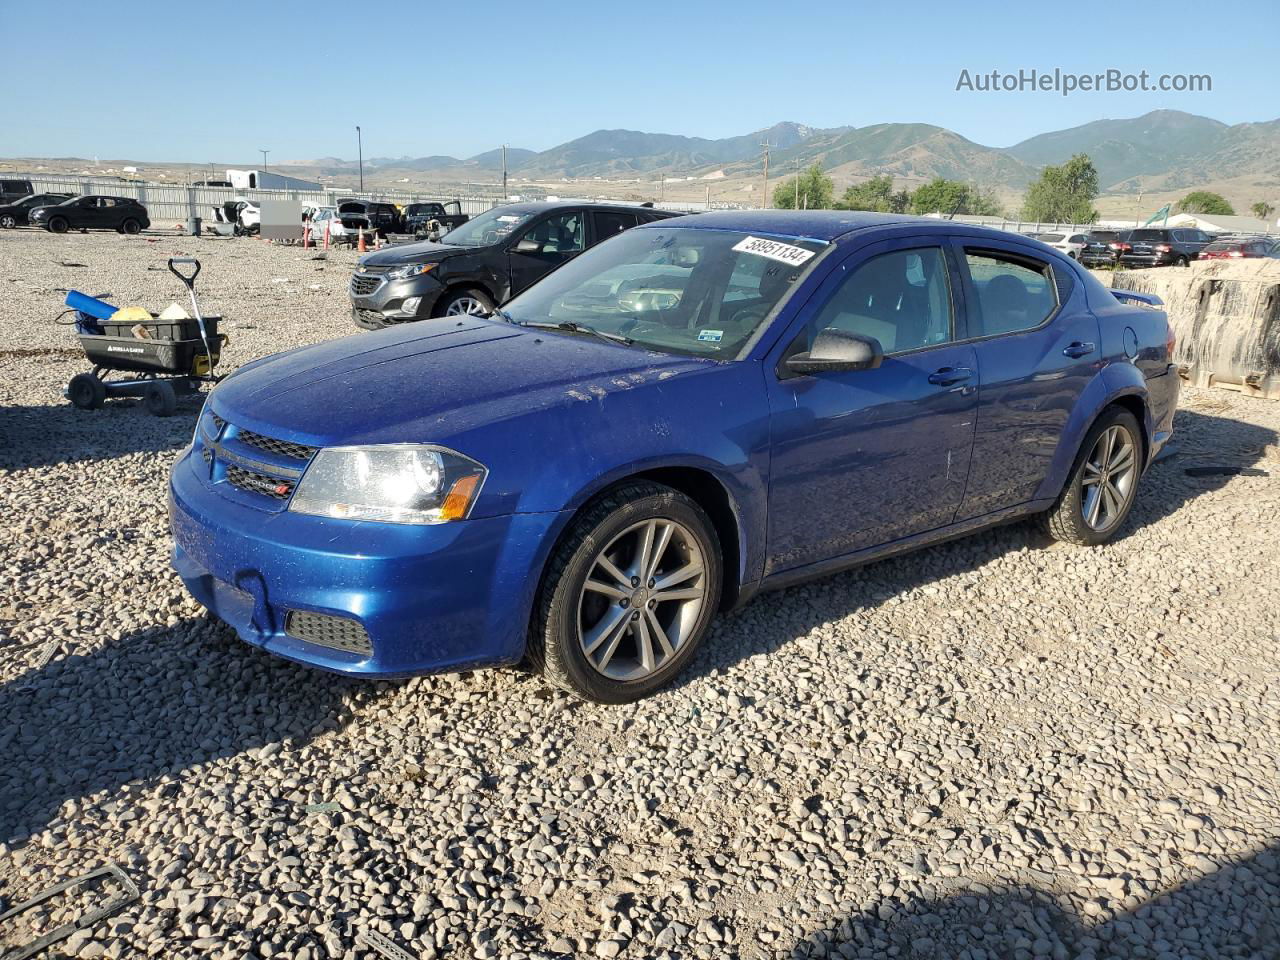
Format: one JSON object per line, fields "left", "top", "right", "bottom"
{"left": 21, "top": 174, "right": 506, "bottom": 226}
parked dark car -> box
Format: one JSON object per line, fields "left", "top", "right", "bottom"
{"left": 349, "top": 202, "right": 681, "bottom": 328}
{"left": 0, "top": 179, "right": 33, "bottom": 204}
{"left": 1078, "top": 230, "right": 1124, "bottom": 268}
{"left": 29, "top": 195, "right": 150, "bottom": 234}
{"left": 1112, "top": 227, "right": 1212, "bottom": 267}
{"left": 337, "top": 200, "right": 401, "bottom": 238}
{"left": 0, "top": 192, "right": 75, "bottom": 228}
{"left": 172, "top": 211, "right": 1178, "bottom": 702}
{"left": 1199, "top": 236, "right": 1280, "bottom": 260}
{"left": 404, "top": 201, "right": 469, "bottom": 238}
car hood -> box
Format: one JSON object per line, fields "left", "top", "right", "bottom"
{"left": 211, "top": 317, "right": 711, "bottom": 446}
{"left": 357, "top": 239, "right": 481, "bottom": 268}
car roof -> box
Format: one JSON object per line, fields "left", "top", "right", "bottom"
{"left": 636, "top": 209, "right": 1043, "bottom": 244}
{"left": 489, "top": 201, "right": 683, "bottom": 217}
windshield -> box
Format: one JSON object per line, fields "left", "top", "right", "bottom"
{"left": 501, "top": 227, "right": 828, "bottom": 359}
{"left": 440, "top": 207, "right": 534, "bottom": 247}
{"left": 1038, "top": 233, "right": 1064, "bottom": 242}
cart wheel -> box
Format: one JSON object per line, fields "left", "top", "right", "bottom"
{"left": 144, "top": 381, "right": 177, "bottom": 417}
{"left": 68, "top": 373, "right": 107, "bottom": 410}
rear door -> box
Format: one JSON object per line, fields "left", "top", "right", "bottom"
{"left": 954, "top": 242, "right": 1100, "bottom": 520}
{"left": 764, "top": 237, "right": 978, "bottom": 573}
{"left": 507, "top": 209, "right": 585, "bottom": 295}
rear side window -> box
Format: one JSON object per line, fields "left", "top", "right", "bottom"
{"left": 592, "top": 211, "right": 638, "bottom": 243}
{"left": 964, "top": 251, "right": 1058, "bottom": 337}
{"left": 810, "top": 246, "right": 953, "bottom": 355}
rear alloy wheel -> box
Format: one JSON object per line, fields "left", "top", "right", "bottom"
{"left": 121, "top": 219, "right": 141, "bottom": 235}
{"left": 439, "top": 288, "right": 494, "bottom": 317}
{"left": 1043, "top": 407, "right": 1142, "bottom": 546}
{"left": 0, "top": 214, "right": 15, "bottom": 229}
{"left": 530, "top": 481, "right": 722, "bottom": 702}
{"left": 48, "top": 217, "right": 69, "bottom": 234}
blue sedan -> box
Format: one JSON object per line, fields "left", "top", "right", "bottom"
{"left": 170, "top": 211, "right": 1178, "bottom": 702}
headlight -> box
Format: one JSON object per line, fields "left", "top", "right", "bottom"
{"left": 290, "top": 444, "right": 486, "bottom": 524}
{"left": 387, "top": 262, "right": 436, "bottom": 281}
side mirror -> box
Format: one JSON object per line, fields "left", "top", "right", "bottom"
{"left": 786, "top": 329, "right": 884, "bottom": 375}
{"left": 513, "top": 237, "right": 541, "bottom": 254}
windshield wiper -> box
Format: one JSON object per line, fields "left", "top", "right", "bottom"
{"left": 518, "top": 320, "right": 635, "bottom": 347}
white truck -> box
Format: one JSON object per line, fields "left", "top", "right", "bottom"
{"left": 226, "top": 169, "right": 322, "bottom": 191}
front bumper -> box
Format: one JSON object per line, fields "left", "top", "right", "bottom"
{"left": 349, "top": 271, "right": 445, "bottom": 329}
{"left": 169, "top": 446, "right": 567, "bottom": 677}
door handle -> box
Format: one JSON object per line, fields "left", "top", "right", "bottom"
{"left": 1062, "top": 341, "right": 1096, "bottom": 358}
{"left": 927, "top": 366, "right": 973, "bottom": 387}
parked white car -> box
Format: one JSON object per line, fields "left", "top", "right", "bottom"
{"left": 304, "top": 205, "right": 354, "bottom": 243}
{"left": 1036, "top": 231, "right": 1088, "bottom": 260}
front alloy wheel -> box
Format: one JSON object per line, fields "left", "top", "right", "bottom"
{"left": 531, "top": 481, "right": 722, "bottom": 702}
{"left": 577, "top": 518, "right": 708, "bottom": 681}
{"left": 439, "top": 288, "right": 494, "bottom": 317}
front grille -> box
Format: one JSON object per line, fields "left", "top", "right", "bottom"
{"left": 350, "top": 274, "right": 383, "bottom": 297}
{"left": 201, "top": 447, "right": 212, "bottom": 466}
{"left": 285, "top": 611, "right": 372, "bottom": 656}
{"left": 226, "top": 465, "right": 294, "bottom": 500}
{"left": 211, "top": 413, "right": 226, "bottom": 434}
{"left": 238, "top": 429, "right": 317, "bottom": 463}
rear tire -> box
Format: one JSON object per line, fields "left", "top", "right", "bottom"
{"left": 1175, "top": 255, "right": 1189, "bottom": 267}
{"left": 0, "top": 214, "right": 15, "bottom": 229}
{"left": 68, "top": 373, "right": 107, "bottom": 410}
{"left": 48, "top": 217, "right": 69, "bottom": 234}
{"left": 144, "top": 381, "right": 177, "bottom": 417}
{"left": 529, "top": 481, "right": 722, "bottom": 703}
{"left": 121, "top": 219, "right": 141, "bottom": 235}
{"left": 1042, "top": 407, "right": 1143, "bottom": 546}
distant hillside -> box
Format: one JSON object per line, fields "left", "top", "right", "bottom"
{"left": 293, "top": 110, "right": 1280, "bottom": 198}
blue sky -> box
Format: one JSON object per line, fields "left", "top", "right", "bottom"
{"left": 3, "top": 0, "right": 1274, "bottom": 164}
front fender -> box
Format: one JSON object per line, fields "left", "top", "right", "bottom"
{"left": 1034, "top": 361, "right": 1149, "bottom": 503}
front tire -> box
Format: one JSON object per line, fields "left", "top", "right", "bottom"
{"left": 68, "top": 373, "right": 107, "bottom": 410}
{"left": 530, "top": 481, "right": 722, "bottom": 703}
{"left": 144, "top": 381, "right": 177, "bottom": 417}
{"left": 0, "top": 214, "right": 15, "bottom": 229}
{"left": 1043, "top": 407, "right": 1143, "bottom": 546}
{"left": 436, "top": 288, "right": 495, "bottom": 317}
{"left": 48, "top": 217, "right": 69, "bottom": 234}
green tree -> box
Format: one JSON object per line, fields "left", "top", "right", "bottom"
{"left": 836, "top": 174, "right": 909, "bottom": 213}
{"left": 773, "top": 163, "right": 834, "bottom": 210}
{"left": 1250, "top": 200, "right": 1274, "bottom": 220}
{"left": 1020, "top": 153, "right": 1099, "bottom": 223}
{"left": 1176, "top": 191, "right": 1234, "bottom": 216}
{"left": 909, "top": 178, "right": 1002, "bottom": 217}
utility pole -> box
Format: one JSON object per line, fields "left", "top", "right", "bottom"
{"left": 760, "top": 141, "right": 771, "bottom": 209}
{"left": 501, "top": 144, "right": 508, "bottom": 200}
{"left": 356, "top": 126, "right": 364, "bottom": 193}
{"left": 259, "top": 149, "right": 269, "bottom": 171}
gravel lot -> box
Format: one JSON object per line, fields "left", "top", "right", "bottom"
{"left": 2, "top": 229, "right": 1279, "bottom": 960}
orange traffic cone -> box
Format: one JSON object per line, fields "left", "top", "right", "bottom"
{"left": 357, "top": 227, "right": 366, "bottom": 253}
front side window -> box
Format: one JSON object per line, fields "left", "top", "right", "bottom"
{"left": 523, "top": 212, "right": 584, "bottom": 254}
{"left": 806, "top": 247, "right": 953, "bottom": 355}
{"left": 965, "top": 251, "right": 1057, "bottom": 337}
{"left": 501, "top": 227, "right": 827, "bottom": 358}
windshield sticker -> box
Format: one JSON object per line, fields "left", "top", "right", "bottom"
{"left": 497, "top": 215, "right": 521, "bottom": 223}
{"left": 732, "top": 235, "right": 816, "bottom": 266}
{"left": 697, "top": 329, "right": 724, "bottom": 343}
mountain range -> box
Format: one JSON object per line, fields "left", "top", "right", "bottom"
{"left": 306, "top": 110, "right": 1280, "bottom": 196}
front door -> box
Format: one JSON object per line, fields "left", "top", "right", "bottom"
{"left": 765, "top": 240, "right": 979, "bottom": 575}
{"left": 507, "top": 210, "right": 585, "bottom": 296}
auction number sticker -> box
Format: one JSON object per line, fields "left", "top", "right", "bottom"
{"left": 732, "top": 235, "right": 816, "bottom": 266}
